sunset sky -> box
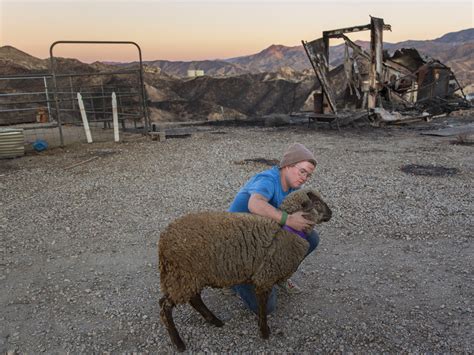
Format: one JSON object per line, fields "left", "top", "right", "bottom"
{"left": 1, "top": 0, "right": 472, "bottom": 63}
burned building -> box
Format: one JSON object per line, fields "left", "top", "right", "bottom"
{"left": 302, "top": 16, "right": 470, "bottom": 126}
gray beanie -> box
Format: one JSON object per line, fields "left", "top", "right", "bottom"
{"left": 279, "top": 143, "right": 317, "bottom": 168}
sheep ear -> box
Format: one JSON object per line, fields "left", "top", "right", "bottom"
{"left": 306, "top": 190, "right": 320, "bottom": 204}
{"left": 302, "top": 200, "right": 313, "bottom": 211}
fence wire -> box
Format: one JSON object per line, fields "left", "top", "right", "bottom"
{"left": 0, "top": 71, "right": 148, "bottom": 149}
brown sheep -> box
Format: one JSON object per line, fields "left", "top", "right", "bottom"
{"left": 158, "top": 188, "right": 332, "bottom": 351}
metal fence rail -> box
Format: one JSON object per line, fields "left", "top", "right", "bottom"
{"left": 0, "top": 40, "right": 149, "bottom": 149}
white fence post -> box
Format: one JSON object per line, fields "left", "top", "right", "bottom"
{"left": 112, "top": 92, "right": 119, "bottom": 142}
{"left": 77, "top": 92, "right": 93, "bottom": 143}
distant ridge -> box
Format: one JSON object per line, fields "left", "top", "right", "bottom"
{"left": 225, "top": 44, "right": 308, "bottom": 72}
{"left": 1, "top": 28, "right": 472, "bottom": 87}
{"left": 134, "top": 28, "right": 474, "bottom": 79}
{"left": 0, "top": 45, "right": 48, "bottom": 72}
{"left": 434, "top": 28, "right": 474, "bottom": 43}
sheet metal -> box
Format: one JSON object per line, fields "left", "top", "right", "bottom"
{"left": 0, "top": 128, "right": 25, "bottom": 158}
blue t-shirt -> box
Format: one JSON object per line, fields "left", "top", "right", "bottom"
{"left": 228, "top": 166, "right": 296, "bottom": 213}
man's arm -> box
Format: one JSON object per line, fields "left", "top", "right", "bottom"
{"left": 248, "top": 193, "right": 314, "bottom": 232}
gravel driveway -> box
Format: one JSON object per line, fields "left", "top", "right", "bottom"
{"left": 1, "top": 119, "right": 473, "bottom": 353}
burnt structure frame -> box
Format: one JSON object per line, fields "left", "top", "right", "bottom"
{"left": 303, "top": 16, "right": 391, "bottom": 114}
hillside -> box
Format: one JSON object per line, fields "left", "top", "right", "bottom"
{"left": 0, "top": 45, "right": 114, "bottom": 76}
{"left": 226, "top": 44, "right": 309, "bottom": 72}
{"left": 433, "top": 28, "right": 474, "bottom": 43}
{"left": 142, "top": 66, "right": 317, "bottom": 123}
{"left": 0, "top": 45, "right": 48, "bottom": 75}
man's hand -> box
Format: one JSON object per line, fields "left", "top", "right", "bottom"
{"left": 286, "top": 211, "right": 314, "bottom": 232}
{"left": 248, "top": 193, "right": 314, "bottom": 232}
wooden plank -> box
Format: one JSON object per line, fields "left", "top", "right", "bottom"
{"left": 302, "top": 39, "right": 338, "bottom": 114}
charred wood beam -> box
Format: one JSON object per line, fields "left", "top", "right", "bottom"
{"left": 341, "top": 34, "right": 370, "bottom": 60}
{"left": 342, "top": 34, "right": 413, "bottom": 76}
{"left": 383, "top": 60, "right": 416, "bottom": 78}
{"left": 338, "top": 28, "right": 410, "bottom": 78}
{"left": 452, "top": 75, "right": 467, "bottom": 99}
{"left": 368, "top": 16, "right": 385, "bottom": 109}
{"left": 302, "top": 40, "right": 338, "bottom": 114}
{"left": 323, "top": 23, "right": 391, "bottom": 39}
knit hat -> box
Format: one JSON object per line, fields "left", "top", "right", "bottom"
{"left": 279, "top": 143, "right": 317, "bottom": 168}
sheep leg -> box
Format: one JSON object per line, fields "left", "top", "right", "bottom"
{"left": 159, "top": 295, "right": 186, "bottom": 352}
{"left": 255, "top": 288, "right": 271, "bottom": 339}
{"left": 189, "top": 293, "right": 224, "bottom": 327}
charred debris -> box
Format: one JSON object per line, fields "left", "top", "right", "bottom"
{"left": 301, "top": 16, "right": 471, "bottom": 127}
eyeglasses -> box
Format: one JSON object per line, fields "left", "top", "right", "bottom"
{"left": 294, "top": 164, "right": 313, "bottom": 180}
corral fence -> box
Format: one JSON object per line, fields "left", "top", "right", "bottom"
{"left": 0, "top": 41, "right": 150, "bottom": 151}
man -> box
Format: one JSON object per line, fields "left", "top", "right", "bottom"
{"left": 228, "top": 143, "right": 320, "bottom": 314}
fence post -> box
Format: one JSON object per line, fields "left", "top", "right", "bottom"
{"left": 77, "top": 92, "right": 93, "bottom": 143}
{"left": 43, "top": 76, "right": 52, "bottom": 122}
{"left": 112, "top": 92, "right": 119, "bottom": 142}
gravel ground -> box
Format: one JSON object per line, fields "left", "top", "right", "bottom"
{"left": 1, "top": 118, "right": 473, "bottom": 353}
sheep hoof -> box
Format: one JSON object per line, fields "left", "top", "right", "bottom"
{"left": 260, "top": 326, "right": 270, "bottom": 339}
{"left": 213, "top": 318, "right": 224, "bottom": 327}
{"left": 175, "top": 339, "right": 186, "bottom": 352}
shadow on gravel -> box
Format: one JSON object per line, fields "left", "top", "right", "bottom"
{"left": 400, "top": 164, "right": 460, "bottom": 177}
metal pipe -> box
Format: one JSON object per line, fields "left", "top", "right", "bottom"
{"left": 62, "top": 93, "right": 139, "bottom": 100}
{"left": 0, "top": 75, "right": 51, "bottom": 80}
{"left": 0, "top": 107, "right": 43, "bottom": 112}
{"left": 69, "top": 76, "right": 75, "bottom": 110}
{"left": 47, "top": 91, "right": 138, "bottom": 96}
{"left": 0, "top": 99, "right": 52, "bottom": 105}
{"left": 0, "top": 69, "right": 140, "bottom": 80}
{"left": 90, "top": 96, "right": 97, "bottom": 121}
{"left": 0, "top": 93, "right": 140, "bottom": 106}
{"left": 101, "top": 79, "right": 106, "bottom": 123}
{"left": 49, "top": 44, "right": 64, "bottom": 146}
{"left": 0, "top": 89, "right": 138, "bottom": 96}
{"left": 53, "top": 108, "right": 141, "bottom": 117}
{"left": 0, "top": 91, "right": 49, "bottom": 96}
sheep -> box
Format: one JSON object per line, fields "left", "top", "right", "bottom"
{"left": 158, "top": 188, "right": 332, "bottom": 351}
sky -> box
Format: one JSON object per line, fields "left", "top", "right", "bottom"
{"left": 0, "top": 0, "right": 473, "bottom": 63}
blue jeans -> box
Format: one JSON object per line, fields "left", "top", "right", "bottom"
{"left": 232, "top": 229, "right": 320, "bottom": 314}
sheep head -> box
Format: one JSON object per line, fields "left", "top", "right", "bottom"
{"left": 280, "top": 188, "right": 332, "bottom": 224}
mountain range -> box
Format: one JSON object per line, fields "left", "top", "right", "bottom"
{"left": 127, "top": 28, "right": 474, "bottom": 87}
{"left": 1, "top": 28, "right": 473, "bottom": 79}
{"left": 0, "top": 28, "right": 472, "bottom": 125}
